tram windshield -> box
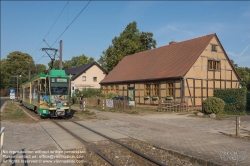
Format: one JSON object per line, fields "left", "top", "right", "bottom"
{"left": 50, "top": 78, "right": 69, "bottom": 95}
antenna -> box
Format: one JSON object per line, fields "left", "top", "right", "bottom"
{"left": 41, "top": 48, "right": 58, "bottom": 69}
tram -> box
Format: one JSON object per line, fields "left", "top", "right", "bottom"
{"left": 19, "top": 69, "right": 71, "bottom": 118}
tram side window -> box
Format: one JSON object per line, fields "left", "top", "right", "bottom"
{"left": 46, "top": 78, "right": 49, "bottom": 95}
{"left": 25, "top": 87, "right": 30, "bottom": 99}
{"left": 33, "top": 81, "right": 38, "bottom": 99}
{"left": 40, "top": 79, "right": 46, "bottom": 93}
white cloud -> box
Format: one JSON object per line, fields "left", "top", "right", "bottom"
{"left": 234, "top": 55, "right": 250, "bottom": 67}
{"left": 227, "top": 44, "right": 250, "bottom": 57}
{"left": 153, "top": 23, "right": 195, "bottom": 38}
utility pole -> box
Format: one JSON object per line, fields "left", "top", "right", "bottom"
{"left": 17, "top": 75, "right": 18, "bottom": 100}
{"left": 59, "top": 40, "right": 62, "bottom": 70}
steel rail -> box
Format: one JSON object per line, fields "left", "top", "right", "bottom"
{"left": 52, "top": 120, "right": 118, "bottom": 166}
{"left": 71, "top": 120, "right": 166, "bottom": 166}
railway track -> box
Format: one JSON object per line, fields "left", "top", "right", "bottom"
{"left": 17, "top": 102, "right": 73, "bottom": 121}
{"left": 18, "top": 103, "right": 166, "bottom": 165}
{"left": 51, "top": 120, "right": 167, "bottom": 166}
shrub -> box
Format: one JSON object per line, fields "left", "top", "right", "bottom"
{"left": 247, "top": 91, "right": 250, "bottom": 112}
{"left": 73, "top": 88, "right": 105, "bottom": 98}
{"left": 203, "top": 97, "right": 225, "bottom": 114}
{"left": 0, "top": 89, "right": 9, "bottom": 97}
{"left": 71, "top": 96, "right": 78, "bottom": 104}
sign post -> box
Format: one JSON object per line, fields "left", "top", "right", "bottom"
{"left": 10, "top": 89, "right": 15, "bottom": 103}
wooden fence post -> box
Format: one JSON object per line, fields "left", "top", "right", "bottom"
{"left": 102, "top": 100, "right": 104, "bottom": 110}
{"left": 83, "top": 101, "right": 85, "bottom": 111}
{"left": 236, "top": 116, "right": 240, "bottom": 137}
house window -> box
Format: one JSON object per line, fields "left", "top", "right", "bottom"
{"left": 111, "top": 86, "right": 113, "bottom": 91}
{"left": 82, "top": 76, "right": 86, "bottom": 81}
{"left": 208, "top": 60, "right": 214, "bottom": 70}
{"left": 144, "top": 84, "right": 150, "bottom": 96}
{"left": 208, "top": 60, "right": 221, "bottom": 70}
{"left": 214, "top": 61, "right": 221, "bottom": 70}
{"left": 152, "top": 84, "right": 159, "bottom": 96}
{"left": 166, "top": 83, "right": 173, "bottom": 96}
{"left": 93, "top": 77, "right": 97, "bottom": 82}
{"left": 211, "top": 44, "right": 217, "bottom": 52}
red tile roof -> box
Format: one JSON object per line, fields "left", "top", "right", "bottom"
{"left": 100, "top": 33, "right": 216, "bottom": 84}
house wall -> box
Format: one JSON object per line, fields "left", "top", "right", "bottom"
{"left": 184, "top": 36, "right": 240, "bottom": 106}
{"left": 72, "top": 64, "right": 106, "bottom": 90}
{"left": 102, "top": 80, "right": 183, "bottom": 105}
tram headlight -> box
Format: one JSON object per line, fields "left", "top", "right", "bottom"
{"left": 51, "top": 103, "right": 57, "bottom": 107}
{"left": 63, "top": 102, "right": 68, "bottom": 106}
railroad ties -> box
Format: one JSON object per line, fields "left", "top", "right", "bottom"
{"left": 41, "top": 120, "right": 166, "bottom": 166}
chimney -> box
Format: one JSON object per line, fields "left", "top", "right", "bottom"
{"left": 169, "top": 41, "right": 176, "bottom": 45}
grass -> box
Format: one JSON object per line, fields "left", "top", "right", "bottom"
{"left": 1, "top": 101, "right": 33, "bottom": 122}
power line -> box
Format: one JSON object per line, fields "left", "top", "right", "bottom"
{"left": 51, "top": 0, "right": 92, "bottom": 47}
{"left": 33, "top": 1, "right": 69, "bottom": 63}
{"left": 36, "top": 0, "right": 91, "bottom": 64}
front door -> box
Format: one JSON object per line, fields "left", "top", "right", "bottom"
{"left": 128, "top": 88, "right": 134, "bottom": 100}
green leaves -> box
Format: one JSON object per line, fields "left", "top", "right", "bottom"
{"left": 203, "top": 97, "right": 225, "bottom": 114}
{"left": 214, "top": 88, "right": 247, "bottom": 114}
{"left": 48, "top": 54, "right": 95, "bottom": 69}
{"left": 98, "top": 21, "right": 157, "bottom": 72}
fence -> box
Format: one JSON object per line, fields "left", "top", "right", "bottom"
{"left": 0, "top": 127, "right": 5, "bottom": 163}
{"left": 83, "top": 98, "right": 136, "bottom": 110}
{"left": 84, "top": 98, "right": 106, "bottom": 107}
{"left": 158, "top": 98, "right": 189, "bottom": 112}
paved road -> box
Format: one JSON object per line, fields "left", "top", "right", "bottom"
{"left": 71, "top": 105, "right": 250, "bottom": 166}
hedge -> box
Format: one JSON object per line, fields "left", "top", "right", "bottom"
{"left": 214, "top": 88, "right": 247, "bottom": 115}
{"left": 247, "top": 91, "right": 250, "bottom": 112}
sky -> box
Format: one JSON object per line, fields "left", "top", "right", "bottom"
{"left": 1, "top": 1, "right": 250, "bottom": 68}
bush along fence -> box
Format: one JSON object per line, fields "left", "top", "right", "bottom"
{"left": 83, "top": 98, "right": 136, "bottom": 110}
{"left": 247, "top": 91, "right": 250, "bottom": 112}
{"left": 214, "top": 88, "right": 247, "bottom": 115}
{"left": 158, "top": 98, "right": 189, "bottom": 112}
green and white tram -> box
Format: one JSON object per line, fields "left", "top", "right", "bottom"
{"left": 19, "top": 69, "right": 71, "bottom": 118}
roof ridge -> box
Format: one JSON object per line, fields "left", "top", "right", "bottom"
{"left": 172, "top": 33, "right": 215, "bottom": 45}
{"left": 125, "top": 33, "right": 216, "bottom": 58}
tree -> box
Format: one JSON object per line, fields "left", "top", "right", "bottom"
{"left": 230, "top": 59, "right": 250, "bottom": 90}
{"left": 48, "top": 60, "right": 60, "bottom": 69}
{"left": 48, "top": 54, "right": 95, "bottom": 69}
{"left": 35, "top": 64, "right": 47, "bottom": 74}
{"left": 70, "top": 54, "right": 95, "bottom": 68}
{"left": 98, "top": 21, "right": 157, "bottom": 72}
{"left": 0, "top": 51, "right": 35, "bottom": 89}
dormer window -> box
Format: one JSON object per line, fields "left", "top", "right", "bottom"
{"left": 211, "top": 44, "right": 217, "bottom": 52}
